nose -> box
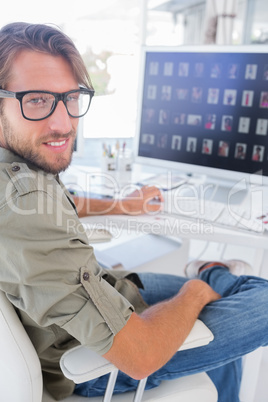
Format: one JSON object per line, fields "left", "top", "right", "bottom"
{"left": 47, "top": 100, "right": 73, "bottom": 133}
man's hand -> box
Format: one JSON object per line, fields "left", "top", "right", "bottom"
{"left": 179, "top": 279, "right": 221, "bottom": 305}
{"left": 121, "top": 185, "right": 163, "bottom": 215}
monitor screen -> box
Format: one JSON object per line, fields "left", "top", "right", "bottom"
{"left": 135, "top": 46, "right": 268, "bottom": 185}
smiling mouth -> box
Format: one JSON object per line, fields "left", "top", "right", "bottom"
{"left": 47, "top": 140, "right": 67, "bottom": 147}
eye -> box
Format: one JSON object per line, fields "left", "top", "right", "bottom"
{"left": 66, "top": 92, "right": 80, "bottom": 102}
{"left": 23, "top": 93, "right": 54, "bottom": 108}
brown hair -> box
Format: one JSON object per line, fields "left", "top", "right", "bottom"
{"left": 0, "top": 22, "right": 92, "bottom": 90}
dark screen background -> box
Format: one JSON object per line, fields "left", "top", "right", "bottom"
{"left": 138, "top": 50, "right": 268, "bottom": 176}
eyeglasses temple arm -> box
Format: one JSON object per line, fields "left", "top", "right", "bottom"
{"left": 0, "top": 90, "right": 16, "bottom": 99}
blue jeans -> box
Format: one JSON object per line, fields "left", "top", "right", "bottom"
{"left": 75, "top": 267, "right": 268, "bottom": 401}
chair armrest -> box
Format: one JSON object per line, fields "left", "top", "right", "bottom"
{"left": 179, "top": 319, "right": 214, "bottom": 351}
{"left": 60, "top": 319, "right": 213, "bottom": 384}
{"left": 60, "top": 346, "right": 117, "bottom": 384}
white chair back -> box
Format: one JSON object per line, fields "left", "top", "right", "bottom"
{"left": 0, "top": 290, "right": 43, "bottom": 402}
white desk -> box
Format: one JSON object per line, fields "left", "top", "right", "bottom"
{"left": 62, "top": 163, "right": 268, "bottom": 273}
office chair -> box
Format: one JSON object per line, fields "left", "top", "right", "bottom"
{"left": 0, "top": 290, "right": 218, "bottom": 402}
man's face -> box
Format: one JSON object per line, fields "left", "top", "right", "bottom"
{"left": 0, "top": 50, "right": 80, "bottom": 174}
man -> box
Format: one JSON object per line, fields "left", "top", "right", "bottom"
{"left": 0, "top": 22, "right": 268, "bottom": 402}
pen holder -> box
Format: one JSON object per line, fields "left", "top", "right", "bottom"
{"left": 117, "top": 149, "right": 133, "bottom": 172}
{"left": 101, "top": 156, "right": 116, "bottom": 172}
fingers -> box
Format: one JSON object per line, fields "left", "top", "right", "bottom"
{"left": 141, "top": 185, "right": 164, "bottom": 202}
{"left": 122, "top": 185, "right": 163, "bottom": 215}
{"left": 140, "top": 186, "right": 163, "bottom": 212}
{"left": 145, "top": 202, "right": 163, "bottom": 213}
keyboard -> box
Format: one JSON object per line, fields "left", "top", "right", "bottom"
{"left": 163, "top": 196, "right": 224, "bottom": 221}
{"left": 162, "top": 195, "right": 264, "bottom": 233}
{"left": 215, "top": 206, "right": 264, "bottom": 233}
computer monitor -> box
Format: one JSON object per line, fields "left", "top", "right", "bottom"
{"left": 134, "top": 45, "right": 268, "bottom": 189}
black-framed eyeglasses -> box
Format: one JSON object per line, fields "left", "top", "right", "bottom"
{"left": 0, "top": 87, "right": 94, "bottom": 121}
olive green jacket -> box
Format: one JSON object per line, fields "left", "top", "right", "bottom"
{"left": 0, "top": 148, "right": 146, "bottom": 400}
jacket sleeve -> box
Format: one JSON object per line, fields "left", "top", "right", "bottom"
{"left": 0, "top": 166, "right": 134, "bottom": 355}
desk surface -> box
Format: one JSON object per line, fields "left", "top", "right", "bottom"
{"left": 81, "top": 213, "right": 268, "bottom": 250}
{"left": 63, "top": 164, "right": 268, "bottom": 250}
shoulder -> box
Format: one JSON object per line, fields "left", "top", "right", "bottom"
{"left": 0, "top": 161, "right": 69, "bottom": 215}
{"left": 0, "top": 160, "right": 66, "bottom": 194}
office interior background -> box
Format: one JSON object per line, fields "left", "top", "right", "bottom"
{"left": 1, "top": 1, "right": 268, "bottom": 400}
{"left": 71, "top": 0, "right": 268, "bottom": 165}
{"left": 2, "top": 0, "right": 267, "bottom": 164}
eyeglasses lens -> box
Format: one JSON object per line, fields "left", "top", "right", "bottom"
{"left": 66, "top": 90, "right": 91, "bottom": 118}
{"left": 21, "top": 90, "right": 91, "bottom": 120}
{"left": 22, "top": 92, "right": 54, "bottom": 120}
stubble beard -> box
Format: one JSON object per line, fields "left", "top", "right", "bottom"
{"left": 0, "top": 113, "right": 76, "bottom": 175}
